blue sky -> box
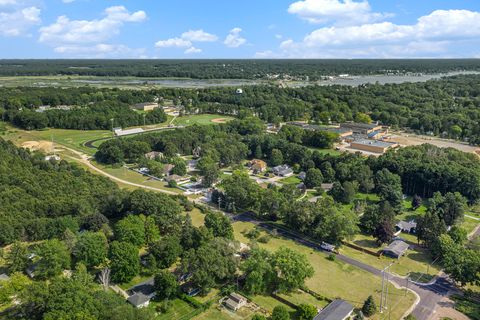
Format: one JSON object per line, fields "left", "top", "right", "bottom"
{"left": 1, "top": 0, "right": 480, "bottom": 58}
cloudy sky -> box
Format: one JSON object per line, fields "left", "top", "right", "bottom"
{"left": 1, "top": 0, "right": 480, "bottom": 58}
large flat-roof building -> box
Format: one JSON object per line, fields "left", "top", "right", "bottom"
{"left": 350, "top": 139, "right": 398, "bottom": 154}
{"left": 132, "top": 102, "right": 159, "bottom": 111}
{"left": 340, "top": 122, "right": 383, "bottom": 134}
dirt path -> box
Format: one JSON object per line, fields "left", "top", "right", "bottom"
{"left": 60, "top": 145, "right": 178, "bottom": 195}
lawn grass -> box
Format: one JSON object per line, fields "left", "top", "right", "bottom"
{"left": 118, "top": 273, "right": 153, "bottom": 290}
{"left": 462, "top": 216, "right": 480, "bottom": 235}
{"left": 153, "top": 298, "right": 197, "bottom": 320}
{"left": 186, "top": 208, "right": 205, "bottom": 227}
{"left": 308, "top": 147, "right": 342, "bottom": 156}
{"left": 279, "top": 175, "right": 302, "bottom": 185}
{"left": 232, "top": 221, "right": 416, "bottom": 320}
{"left": 173, "top": 114, "right": 234, "bottom": 126}
{"left": 95, "top": 162, "right": 183, "bottom": 194}
{"left": 341, "top": 233, "right": 441, "bottom": 282}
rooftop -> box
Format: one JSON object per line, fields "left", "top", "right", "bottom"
{"left": 314, "top": 299, "right": 354, "bottom": 320}
{"left": 383, "top": 240, "right": 409, "bottom": 257}
{"left": 351, "top": 139, "right": 397, "bottom": 148}
{"left": 341, "top": 122, "right": 382, "bottom": 129}
{"left": 127, "top": 292, "right": 150, "bottom": 307}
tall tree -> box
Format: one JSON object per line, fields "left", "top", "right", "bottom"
{"left": 109, "top": 241, "right": 139, "bottom": 283}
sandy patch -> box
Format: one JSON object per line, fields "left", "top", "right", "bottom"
{"left": 390, "top": 131, "right": 480, "bottom": 155}
{"left": 211, "top": 118, "right": 229, "bottom": 123}
{"left": 22, "top": 140, "right": 54, "bottom": 153}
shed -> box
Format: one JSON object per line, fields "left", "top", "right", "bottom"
{"left": 223, "top": 292, "right": 247, "bottom": 311}
{"left": 383, "top": 240, "right": 409, "bottom": 259}
{"left": 314, "top": 299, "right": 354, "bottom": 320}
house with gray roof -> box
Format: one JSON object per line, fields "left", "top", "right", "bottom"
{"left": 382, "top": 240, "right": 409, "bottom": 259}
{"left": 127, "top": 292, "right": 151, "bottom": 308}
{"left": 314, "top": 299, "right": 354, "bottom": 320}
{"left": 0, "top": 273, "right": 10, "bottom": 282}
{"left": 272, "top": 164, "right": 293, "bottom": 177}
{"left": 396, "top": 220, "right": 417, "bottom": 234}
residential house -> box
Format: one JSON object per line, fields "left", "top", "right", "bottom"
{"left": 382, "top": 240, "right": 409, "bottom": 259}
{"left": 314, "top": 299, "right": 354, "bottom": 320}
{"left": 223, "top": 292, "right": 247, "bottom": 311}
{"left": 272, "top": 164, "right": 293, "bottom": 177}
{"left": 249, "top": 159, "right": 267, "bottom": 173}
{"left": 127, "top": 292, "right": 151, "bottom": 308}
{"left": 396, "top": 220, "right": 417, "bottom": 234}
{"left": 298, "top": 171, "right": 306, "bottom": 181}
{"left": 144, "top": 151, "right": 164, "bottom": 160}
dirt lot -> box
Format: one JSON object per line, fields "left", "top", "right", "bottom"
{"left": 390, "top": 131, "right": 480, "bottom": 154}
{"left": 22, "top": 140, "right": 54, "bottom": 153}
{"left": 211, "top": 118, "right": 229, "bottom": 123}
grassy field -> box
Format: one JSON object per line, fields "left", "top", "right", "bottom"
{"left": 172, "top": 114, "right": 234, "bottom": 126}
{"left": 279, "top": 175, "right": 302, "bottom": 185}
{"left": 94, "top": 162, "right": 183, "bottom": 194}
{"left": 2, "top": 125, "right": 111, "bottom": 155}
{"left": 231, "top": 221, "right": 416, "bottom": 320}
{"left": 341, "top": 234, "right": 441, "bottom": 282}
{"left": 153, "top": 298, "right": 197, "bottom": 320}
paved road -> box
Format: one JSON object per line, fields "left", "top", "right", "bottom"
{"left": 233, "top": 212, "right": 459, "bottom": 320}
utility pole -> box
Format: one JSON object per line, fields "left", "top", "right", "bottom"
{"left": 380, "top": 263, "right": 393, "bottom": 314}
{"left": 143, "top": 114, "right": 146, "bottom": 128}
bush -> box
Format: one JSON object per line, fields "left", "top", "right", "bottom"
{"left": 362, "top": 295, "right": 377, "bottom": 317}
{"left": 168, "top": 180, "right": 177, "bottom": 188}
{"left": 327, "top": 253, "right": 336, "bottom": 261}
{"left": 257, "top": 235, "right": 271, "bottom": 243}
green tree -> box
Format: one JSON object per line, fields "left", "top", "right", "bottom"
{"left": 251, "top": 314, "right": 267, "bottom": 320}
{"left": 149, "top": 236, "right": 182, "bottom": 269}
{"left": 35, "top": 239, "right": 71, "bottom": 279}
{"left": 144, "top": 215, "right": 161, "bottom": 245}
{"left": 5, "top": 241, "right": 29, "bottom": 273}
{"left": 154, "top": 270, "right": 178, "bottom": 301}
{"left": 242, "top": 249, "right": 276, "bottom": 295}
{"left": 270, "top": 149, "right": 284, "bottom": 167}
{"left": 171, "top": 157, "right": 187, "bottom": 176}
{"left": 181, "top": 238, "right": 238, "bottom": 293}
{"left": 375, "top": 169, "right": 403, "bottom": 212}
{"left": 272, "top": 247, "right": 314, "bottom": 292}
{"left": 304, "top": 168, "right": 323, "bottom": 188}
{"left": 271, "top": 305, "right": 291, "bottom": 320}
{"left": 204, "top": 211, "right": 234, "bottom": 239}
{"left": 362, "top": 295, "right": 377, "bottom": 317}
{"left": 115, "top": 215, "right": 146, "bottom": 247}
{"left": 296, "top": 304, "right": 317, "bottom": 320}
{"left": 73, "top": 232, "right": 108, "bottom": 269}
{"left": 197, "top": 156, "right": 220, "bottom": 187}
{"left": 109, "top": 241, "right": 139, "bottom": 283}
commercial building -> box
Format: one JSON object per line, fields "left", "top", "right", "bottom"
{"left": 131, "top": 102, "right": 159, "bottom": 111}
{"left": 350, "top": 139, "right": 398, "bottom": 154}
{"left": 340, "top": 122, "right": 383, "bottom": 134}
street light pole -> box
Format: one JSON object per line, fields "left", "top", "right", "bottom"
{"left": 110, "top": 118, "right": 114, "bottom": 137}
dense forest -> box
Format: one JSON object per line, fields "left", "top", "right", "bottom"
{"left": 1, "top": 59, "right": 479, "bottom": 79}
{"left": 2, "top": 75, "right": 480, "bottom": 143}
{"left": 0, "top": 87, "right": 166, "bottom": 130}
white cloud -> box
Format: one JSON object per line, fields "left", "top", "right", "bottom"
{"left": 181, "top": 29, "right": 217, "bottom": 42}
{"left": 0, "top": 0, "right": 41, "bottom": 36}
{"left": 155, "top": 29, "right": 217, "bottom": 50}
{"left": 39, "top": 6, "right": 146, "bottom": 45}
{"left": 184, "top": 46, "right": 202, "bottom": 54}
{"left": 54, "top": 43, "right": 146, "bottom": 58}
{"left": 288, "top": 0, "right": 389, "bottom": 25}
{"left": 275, "top": 34, "right": 283, "bottom": 39}
{"left": 155, "top": 37, "right": 191, "bottom": 48}
{"left": 277, "top": 9, "right": 480, "bottom": 58}
{"left": 224, "top": 27, "right": 246, "bottom": 48}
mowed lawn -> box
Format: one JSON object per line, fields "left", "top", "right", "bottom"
{"left": 173, "top": 114, "right": 234, "bottom": 126}
{"left": 229, "top": 220, "right": 416, "bottom": 320}
{"left": 341, "top": 233, "right": 441, "bottom": 282}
